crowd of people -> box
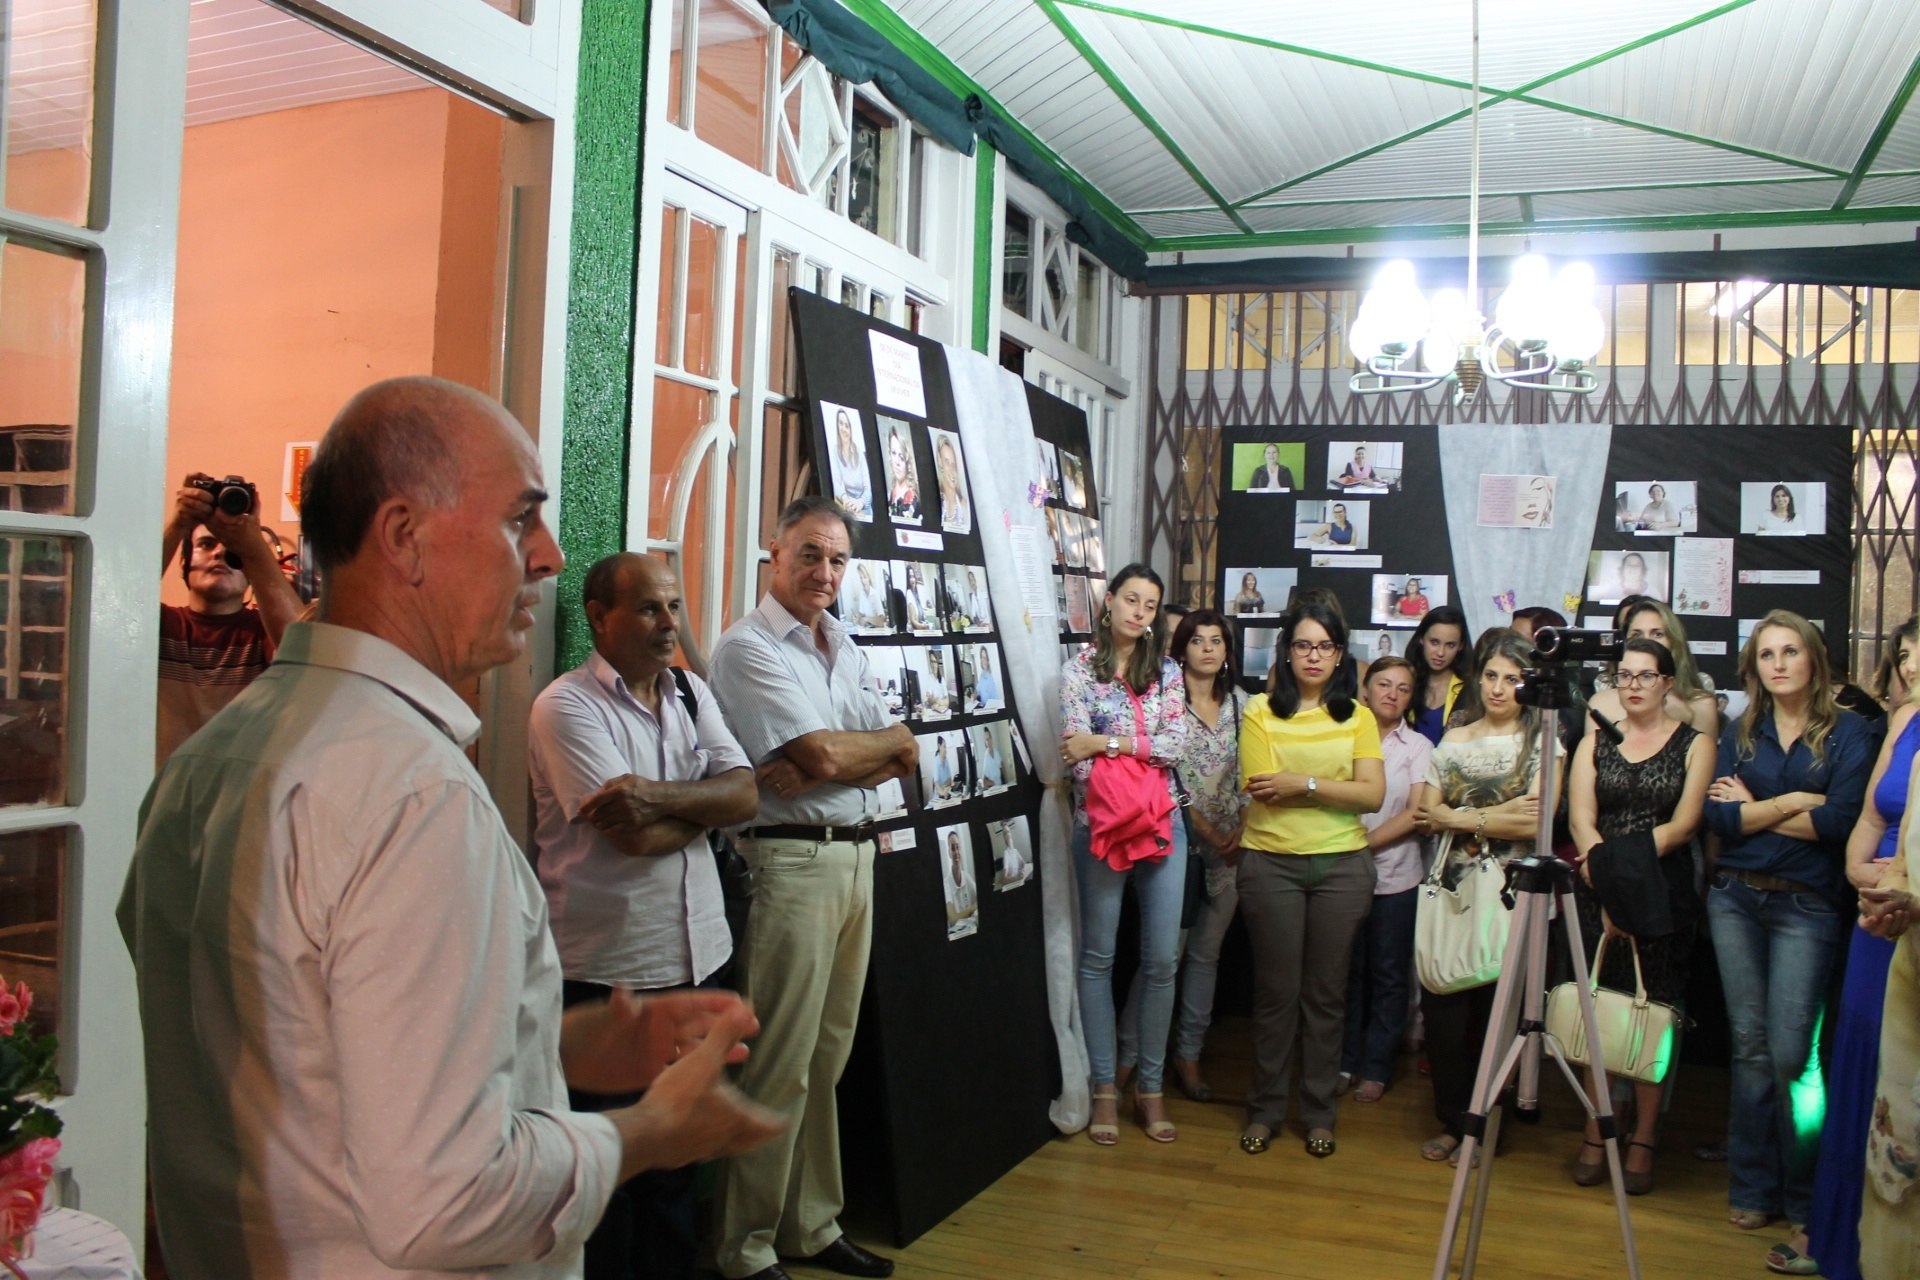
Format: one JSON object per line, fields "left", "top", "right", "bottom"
{"left": 1060, "top": 561, "right": 1920, "bottom": 1280}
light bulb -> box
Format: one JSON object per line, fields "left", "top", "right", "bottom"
{"left": 1421, "top": 288, "right": 1474, "bottom": 375}
{"left": 1542, "top": 263, "right": 1603, "bottom": 361}
{"left": 1495, "top": 254, "right": 1554, "bottom": 346}
{"left": 1361, "top": 259, "right": 1429, "bottom": 348}
{"left": 1348, "top": 314, "right": 1387, "bottom": 365}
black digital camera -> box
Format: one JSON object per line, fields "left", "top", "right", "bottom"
{"left": 1529, "top": 625, "right": 1623, "bottom": 664}
{"left": 191, "top": 474, "right": 258, "bottom": 517}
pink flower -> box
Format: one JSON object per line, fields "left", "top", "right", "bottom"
{"left": 0, "top": 985, "right": 28, "bottom": 1039}
{"left": 0, "top": 1137, "right": 59, "bottom": 1249}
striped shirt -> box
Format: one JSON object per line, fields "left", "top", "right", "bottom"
{"left": 156, "top": 603, "right": 273, "bottom": 766}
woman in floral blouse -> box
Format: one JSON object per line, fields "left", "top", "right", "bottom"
{"left": 1060, "top": 563, "right": 1189, "bottom": 1145}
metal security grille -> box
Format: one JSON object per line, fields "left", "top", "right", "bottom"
{"left": 1144, "top": 284, "right": 1920, "bottom": 684}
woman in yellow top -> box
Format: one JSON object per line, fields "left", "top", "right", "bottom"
{"left": 1237, "top": 600, "right": 1386, "bottom": 1158}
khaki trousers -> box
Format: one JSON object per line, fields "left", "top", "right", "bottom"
{"left": 716, "top": 836, "right": 875, "bottom": 1278}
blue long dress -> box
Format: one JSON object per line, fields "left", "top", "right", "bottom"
{"left": 1807, "top": 710, "right": 1920, "bottom": 1278}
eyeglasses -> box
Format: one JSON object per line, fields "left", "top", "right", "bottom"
{"left": 1290, "top": 640, "right": 1340, "bottom": 657}
{"left": 1616, "top": 670, "right": 1668, "bottom": 689}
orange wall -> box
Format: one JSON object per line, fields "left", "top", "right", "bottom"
{"left": 162, "top": 88, "right": 504, "bottom": 604}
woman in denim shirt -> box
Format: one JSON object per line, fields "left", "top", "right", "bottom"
{"left": 1703, "top": 610, "right": 1881, "bottom": 1244}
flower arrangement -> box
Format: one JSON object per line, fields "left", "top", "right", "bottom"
{"left": 0, "top": 977, "right": 59, "bottom": 1277}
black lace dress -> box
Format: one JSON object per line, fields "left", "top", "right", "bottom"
{"left": 1575, "top": 723, "right": 1699, "bottom": 1005}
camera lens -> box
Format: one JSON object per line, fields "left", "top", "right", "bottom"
{"left": 217, "top": 486, "right": 253, "bottom": 516}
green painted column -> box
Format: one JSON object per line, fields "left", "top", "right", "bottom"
{"left": 972, "top": 143, "right": 995, "bottom": 355}
{"left": 556, "top": 0, "right": 649, "bottom": 671}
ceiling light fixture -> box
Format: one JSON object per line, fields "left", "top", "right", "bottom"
{"left": 1348, "top": 0, "right": 1604, "bottom": 401}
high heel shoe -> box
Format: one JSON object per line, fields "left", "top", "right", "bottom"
{"left": 1087, "top": 1086, "right": 1119, "bottom": 1146}
{"left": 1623, "top": 1140, "right": 1656, "bottom": 1197}
{"left": 1570, "top": 1139, "right": 1608, "bottom": 1187}
{"left": 1134, "top": 1090, "right": 1177, "bottom": 1143}
{"left": 1172, "top": 1057, "right": 1213, "bottom": 1103}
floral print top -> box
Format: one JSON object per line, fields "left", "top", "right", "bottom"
{"left": 1177, "top": 688, "right": 1249, "bottom": 835}
{"left": 1059, "top": 651, "right": 1189, "bottom": 825}
{"left": 1423, "top": 729, "right": 1541, "bottom": 888}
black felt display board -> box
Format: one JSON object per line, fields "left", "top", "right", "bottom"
{"left": 787, "top": 290, "right": 1054, "bottom": 1246}
{"left": 1026, "top": 381, "right": 1110, "bottom": 651}
{"left": 1211, "top": 424, "right": 1852, "bottom": 692}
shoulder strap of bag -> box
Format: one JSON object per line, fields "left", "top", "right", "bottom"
{"left": 669, "top": 667, "right": 700, "bottom": 745}
{"left": 1422, "top": 830, "right": 1455, "bottom": 886}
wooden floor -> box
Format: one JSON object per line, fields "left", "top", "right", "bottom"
{"left": 874, "top": 1017, "right": 1782, "bottom": 1279}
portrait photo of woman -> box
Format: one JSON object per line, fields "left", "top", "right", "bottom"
{"left": 884, "top": 420, "right": 922, "bottom": 525}
{"left": 1742, "top": 481, "right": 1822, "bottom": 535}
{"left": 931, "top": 427, "right": 972, "bottom": 534}
{"left": 1248, "top": 443, "right": 1295, "bottom": 492}
{"left": 823, "top": 403, "right": 873, "bottom": 522}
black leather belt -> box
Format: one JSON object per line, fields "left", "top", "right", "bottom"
{"left": 739, "top": 823, "right": 877, "bottom": 844}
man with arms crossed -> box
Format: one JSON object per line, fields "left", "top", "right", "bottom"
{"left": 530, "top": 551, "right": 758, "bottom": 1280}
{"left": 120, "top": 377, "right": 780, "bottom": 1279}
{"left": 710, "top": 496, "right": 917, "bottom": 1280}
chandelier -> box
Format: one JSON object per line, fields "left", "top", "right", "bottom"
{"left": 1348, "top": 0, "right": 1604, "bottom": 401}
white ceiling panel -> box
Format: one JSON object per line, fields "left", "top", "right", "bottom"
{"left": 1847, "top": 173, "right": 1920, "bottom": 207}
{"left": 4, "top": 0, "right": 98, "bottom": 154}
{"left": 1133, "top": 209, "right": 1245, "bottom": 239}
{"left": 1270, "top": 100, "right": 1815, "bottom": 206}
{"left": 1236, "top": 197, "right": 1484, "bottom": 235}
{"left": 1066, "top": 5, "right": 1469, "bottom": 204}
{"left": 1529, "top": 179, "right": 1847, "bottom": 222}
{"left": 1870, "top": 94, "right": 1920, "bottom": 172}
{"left": 1542, "top": 0, "right": 1920, "bottom": 171}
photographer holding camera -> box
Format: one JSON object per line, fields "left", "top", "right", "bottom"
{"left": 157, "top": 470, "right": 301, "bottom": 765}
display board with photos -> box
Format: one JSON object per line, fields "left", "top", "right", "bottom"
{"left": 788, "top": 290, "right": 1053, "bottom": 1245}
{"left": 1212, "top": 424, "right": 1852, "bottom": 698}
{"left": 1027, "top": 382, "right": 1108, "bottom": 660}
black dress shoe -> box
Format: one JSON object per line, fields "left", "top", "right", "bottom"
{"left": 789, "top": 1236, "right": 895, "bottom": 1277}
{"left": 742, "top": 1267, "right": 793, "bottom": 1280}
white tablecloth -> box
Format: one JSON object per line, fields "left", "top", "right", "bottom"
{"left": 17, "top": 1208, "right": 141, "bottom": 1280}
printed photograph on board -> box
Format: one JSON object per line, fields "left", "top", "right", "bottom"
{"left": 1223, "top": 566, "right": 1300, "bottom": 618}
{"left": 865, "top": 646, "right": 909, "bottom": 720}
{"left": 873, "top": 777, "right": 909, "bottom": 820}
{"left": 1475, "top": 474, "right": 1556, "bottom": 529}
{"left": 1054, "top": 575, "right": 1071, "bottom": 633}
{"left": 1061, "top": 511, "right": 1088, "bottom": 569}
{"left": 1061, "top": 450, "right": 1090, "bottom": 510}
{"left": 1614, "top": 480, "right": 1698, "bottom": 534}
{"left": 1350, "top": 628, "right": 1402, "bottom": 664}
{"left": 1585, "top": 549, "right": 1672, "bottom": 605}
{"left": 1044, "top": 507, "right": 1066, "bottom": 566}
{"left": 879, "top": 415, "right": 923, "bottom": 525}
{"left": 1293, "top": 499, "right": 1370, "bottom": 551}
{"left": 1327, "top": 440, "right": 1403, "bottom": 493}
{"left": 929, "top": 426, "right": 973, "bottom": 535}
{"left": 1230, "top": 441, "right": 1306, "bottom": 494}
{"left": 1065, "top": 573, "right": 1094, "bottom": 634}
{"left": 1083, "top": 518, "right": 1106, "bottom": 574}
{"left": 937, "top": 825, "right": 979, "bottom": 940}
{"left": 1037, "top": 439, "right": 1063, "bottom": 501}
{"left": 941, "top": 563, "right": 994, "bottom": 634}
{"left": 1086, "top": 577, "right": 1107, "bottom": 619}
{"left": 892, "top": 560, "right": 941, "bottom": 636}
{"left": 1740, "top": 481, "right": 1824, "bottom": 535}
{"left": 959, "top": 643, "right": 1005, "bottom": 712}
{"left": 917, "top": 730, "right": 968, "bottom": 810}
{"left": 1240, "top": 625, "right": 1280, "bottom": 681}
{"left": 1369, "top": 573, "right": 1449, "bottom": 625}
{"left": 989, "top": 815, "right": 1035, "bottom": 892}
{"left": 968, "top": 721, "right": 1015, "bottom": 796}
{"left": 839, "top": 557, "right": 895, "bottom": 634}
{"left": 903, "top": 644, "right": 957, "bottom": 720}
{"left": 822, "top": 402, "right": 874, "bottom": 521}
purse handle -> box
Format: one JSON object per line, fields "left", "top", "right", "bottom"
{"left": 1587, "top": 933, "right": 1651, "bottom": 1008}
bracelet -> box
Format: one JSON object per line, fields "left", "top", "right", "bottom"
{"left": 1473, "top": 809, "right": 1488, "bottom": 840}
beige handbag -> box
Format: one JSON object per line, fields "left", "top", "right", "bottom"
{"left": 1414, "top": 833, "right": 1511, "bottom": 995}
{"left": 1545, "top": 934, "right": 1679, "bottom": 1085}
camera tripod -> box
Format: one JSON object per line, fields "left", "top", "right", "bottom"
{"left": 1432, "top": 675, "right": 1642, "bottom": 1280}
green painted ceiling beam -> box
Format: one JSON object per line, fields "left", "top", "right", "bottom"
{"left": 1833, "top": 49, "right": 1920, "bottom": 210}
{"left": 835, "top": 0, "right": 1154, "bottom": 247}
{"left": 1035, "top": 0, "right": 1254, "bottom": 234}
{"left": 1145, "top": 204, "right": 1920, "bottom": 253}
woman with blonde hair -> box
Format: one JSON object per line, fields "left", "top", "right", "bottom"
{"left": 1702, "top": 610, "right": 1879, "bottom": 1244}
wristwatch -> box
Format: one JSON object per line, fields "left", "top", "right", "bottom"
{"left": 1104, "top": 736, "right": 1121, "bottom": 759}
{"left": 1305, "top": 775, "right": 1318, "bottom": 795}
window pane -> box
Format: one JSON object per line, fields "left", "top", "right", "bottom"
{"left": 648, "top": 376, "right": 714, "bottom": 542}
{"left": 694, "top": 0, "right": 767, "bottom": 171}
{"left": 3, "top": 1, "right": 95, "bottom": 225}
{"left": 656, "top": 206, "right": 681, "bottom": 368}
{"left": 848, "top": 99, "right": 898, "bottom": 240}
{"left": 0, "top": 242, "right": 82, "bottom": 515}
{"left": 0, "top": 826, "right": 65, "bottom": 1041}
{"left": 684, "top": 215, "right": 722, "bottom": 378}
{"left": 769, "top": 249, "right": 797, "bottom": 397}
{"left": 1003, "top": 206, "right": 1031, "bottom": 320}
{"left": 907, "top": 133, "right": 926, "bottom": 258}
{"left": 840, "top": 277, "right": 862, "bottom": 311}
{"left": 1075, "top": 259, "right": 1100, "bottom": 357}
{"left": 668, "top": 0, "right": 688, "bottom": 126}
{"left": 0, "top": 534, "right": 72, "bottom": 807}
{"left": 1043, "top": 239, "right": 1069, "bottom": 332}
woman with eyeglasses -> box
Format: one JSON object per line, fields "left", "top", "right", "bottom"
{"left": 1235, "top": 601, "right": 1385, "bottom": 1159}
{"left": 1411, "top": 629, "right": 1547, "bottom": 1166}
{"left": 1565, "top": 638, "right": 1714, "bottom": 1195}
{"left": 1588, "top": 599, "right": 1719, "bottom": 739}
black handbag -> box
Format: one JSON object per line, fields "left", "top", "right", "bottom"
{"left": 670, "top": 669, "right": 755, "bottom": 953}
{"left": 1172, "top": 769, "right": 1205, "bottom": 930}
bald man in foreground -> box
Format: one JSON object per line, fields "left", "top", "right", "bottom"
{"left": 119, "top": 377, "right": 781, "bottom": 1279}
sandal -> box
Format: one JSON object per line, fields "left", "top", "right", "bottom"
{"left": 1087, "top": 1086, "right": 1119, "bottom": 1147}
{"left": 1305, "top": 1127, "right": 1336, "bottom": 1158}
{"left": 1729, "top": 1208, "right": 1775, "bottom": 1231}
{"left": 1765, "top": 1242, "right": 1818, "bottom": 1276}
{"left": 1239, "top": 1123, "right": 1273, "bottom": 1155}
{"left": 1420, "top": 1134, "right": 1460, "bottom": 1162}
{"left": 1134, "top": 1091, "right": 1177, "bottom": 1143}
{"left": 1570, "top": 1139, "right": 1608, "bottom": 1187}
{"left": 1172, "top": 1058, "right": 1214, "bottom": 1104}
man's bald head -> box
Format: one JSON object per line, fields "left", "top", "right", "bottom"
{"left": 301, "top": 377, "right": 512, "bottom": 574}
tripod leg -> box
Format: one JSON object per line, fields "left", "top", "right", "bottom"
{"left": 1558, "top": 894, "right": 1642, "bottom": 1280}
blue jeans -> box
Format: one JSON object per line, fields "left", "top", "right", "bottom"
{"left": 1075, "top": 818, "right": 1187, "bottom": 1094}
{"left": 1706, "top": 873, "right": 1848, "bottom": 1224}
{"left": 1341, "top": 885, "right": 1419, "bottom": 1083}
{"left": 1116, "top": 858, "right": 1239, "bottom": 1067}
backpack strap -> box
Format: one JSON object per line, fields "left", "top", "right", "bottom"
{"left": 669, "top": 667, "right": 699, "bottom": 745}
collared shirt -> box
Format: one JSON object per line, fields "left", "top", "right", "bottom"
{"left": 1367, "top": 719, "right": 1436, "bottom": 894}
{"left": 530, "top": 652, "right": 751, "bottom": 988}
{"left": 119, "top": 623, "right": 620, "bottom": 1280}
{"left": 709, "top": 595, "right": 892, "bottom": 826}
{"left": 1703, "top": 708, "right": 1881, "bottom": 901}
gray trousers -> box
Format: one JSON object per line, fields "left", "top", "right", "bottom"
{"left": 1239, "top": 849, "right": 1375, "bottom": 1131}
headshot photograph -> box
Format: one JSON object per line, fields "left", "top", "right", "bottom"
{"left": 892, "top": 560, "right": 942, "bottom": 635}
{"left": 1586, "top": 549, "right": 1672, "bottom": 605}
{"left": 1061, "top": 450, "right": 1090, "bottom": 510}
{"left": 989, "top": 816, "right": 1034, "bottom": 892}
{"left": 941, "top": 563, "right": 994, "bottom": 634}
{"left": 917, "top": 730, "right": 969, "bottom": 810}
{"left": 1222, "top": 565, "right": 1300, "bottom": 617}
{"left": 1036, "top": 438, "right": 1062, "bottom": 500}
{"left": 1349, "top": 628, "right": 1400, "bottom": 663}
{"left": 1370, "top": 573, "right": 1450, "bottom": 625}
{"left": 967, "top": 721, "right": 1014, "bottom": 796}
{"left": 879, "top": 415, "right": 923, "bottom": 526}
{"left": 938, "top": 825, "right": 979, "bottom": 940}
{"left": 822, "top": 401, "right": 874, "bottom": 522}
{"left": 1292, "top": 498, "right": 1370, "bottom": 550}
{"left": 838, "top": 557, "right": 895, "bottom": 634}
{"left": 1327, "top": 440, "right": 1403, "bottom": 492}
{"left": 960, "top": 643, "right": 1005, "bottom": 712}
{"left": 929, "top": 426, "right": 973, "bottom": 535}
{"left": 1230, "top": 441, "right": 1306, "bottom": 494}
{"left": 1740, "top": 481, "right": 1824, "bottom": 535}
{"left": 1614, "top": 480, "right": 1698, "bottom": 534}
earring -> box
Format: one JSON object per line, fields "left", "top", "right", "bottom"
{"left": 1100, "top": 610, "right": 1113, "bottom": 628}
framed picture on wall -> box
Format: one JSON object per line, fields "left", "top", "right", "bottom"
{"left": 1327, "top": 440, "right": 1403, "bottom": 493}
{"left": 936, "top": 824, "right": 979, "bottom": 941}
{"left": 1585, "top": 550, "right": 1671, "bottom": 605}
{"left": 1293, "top": 498, "right": 1370, "bottom": 550}
{"left": 878, "top": 415, "right": 923, "bottom": 525}
{"left": 1230, "top": 441, "right": 1305, "bottom": 494}
{"left": 1222, "top": 565, "right": 1298, "bottom": 618}
{"left": 1370, "top": 573, "right": 1449, "bottom": 625}
{"left": 839, "top": 558, "right": 895, "bottom": 634}
{"left": 1740, "top": 481, "right": 1824, "bottom": 535}
{"left": 1614, "top": 480, "right": 1698, "bottom": 534}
